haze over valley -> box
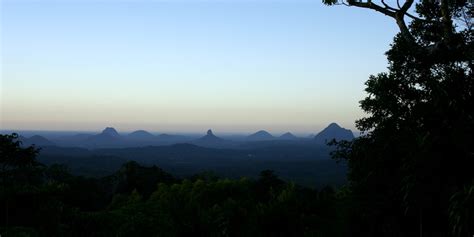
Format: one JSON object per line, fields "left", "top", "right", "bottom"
{"left": 3, "top": 123, "right": 353, "bottom": 188}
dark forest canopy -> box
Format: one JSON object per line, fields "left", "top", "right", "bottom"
{"left": 0, "top": 133, "right": 346, "bottom": 236}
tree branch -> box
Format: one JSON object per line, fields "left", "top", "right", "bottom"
{"left": 348, "top": 1, "right": 396, "bottom": 18}
{"left": 400, "top": 0, "right": 414, "bottom": 13}
{"left": 381, "top": 0, "right": 399, "bottom": 12}
{"left": 346, "top": 0, "right": 415, "bottom": 41}
{"left": 395, "top": 0, "right": 416, "bottom": 40}
{"left": 440, "top": 0, "right": 454, "bottom": 39}
{"left": 386, "top": 0, "right": 426, "bottom": 22}
{"left": 404, "top": 12, "right": 425, "bottom": 22}
{"left": 394, "top": 13, "right": 413, "bottom": 41}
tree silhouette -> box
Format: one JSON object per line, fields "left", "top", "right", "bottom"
{"left": 0, "top": 133, "right": 41, "bottom": 186}
{"left": 326, "top": 0, "right": 473, "bottom": 236}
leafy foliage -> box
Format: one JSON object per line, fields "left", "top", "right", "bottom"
{"left": 329, "top": 0, "right": 474, "bottom": 236}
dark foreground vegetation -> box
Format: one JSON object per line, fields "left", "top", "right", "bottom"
{"left": 1, "top": 134, "right": 347, "bottom": 236}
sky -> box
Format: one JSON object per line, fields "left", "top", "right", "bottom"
{"left": 1, "top": 0, "right": 398, "bottom": 134}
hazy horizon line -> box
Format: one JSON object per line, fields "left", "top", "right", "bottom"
{"left": 0, "top": 122, "right": 359, "bottom": 137}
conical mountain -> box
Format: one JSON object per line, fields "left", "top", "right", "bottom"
{"left": 101, "top": 127, "right": 120, "bottom": 137}
{"left": 247, "top": 130, "right": 274, "bottom": 141}
{"left": 279, "top": 132, "right": 298, "bottom": 140}
{"left": 192, "top": 129, "right": 230, "bottom": 148}
{"left": 314, "top": 123, "right": 354, "bottom": 144}
{"left": 197, "top": 129, "right": 224, "bottom": 142}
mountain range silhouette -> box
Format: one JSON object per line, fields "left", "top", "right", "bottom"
{"left": 14, "top": 123, "right": 354, "bottom": 149}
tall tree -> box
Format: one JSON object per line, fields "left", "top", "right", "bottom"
{"left": 0, "top": 133, "right": 41, "bottom": 186}
{"left": 325, "top": 0, "right": 473, "bottom": 236}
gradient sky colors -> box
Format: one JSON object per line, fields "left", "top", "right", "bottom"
{"left": 1, "top": 0, "right": 398, "bottom": 134}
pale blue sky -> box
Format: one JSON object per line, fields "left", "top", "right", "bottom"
{"left": 1, "top": 0, "right": 398, "bottom": 134}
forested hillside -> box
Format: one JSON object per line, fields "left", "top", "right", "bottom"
{"left": 1, "top": 134, "right": 348, "bottom": 236}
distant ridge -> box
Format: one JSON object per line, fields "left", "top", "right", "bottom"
{"left": 247, "top": 130, "right": 274, "bottom": 141}
{"left": 45, "top": 128, "right": 192, "bottom": 147}
{"left": 11, "top": 125, "right": 355, "bottom": 149}
{"left": 128, "top": 130, "right": 155, "bottom": 140}
{"left": 279, "top": 132, "right": 298, "bottom": 140}
{"left": 314, "top": 123, "right": 354, "bottom": 144}
{"left": 22, "top": 135, "right": 55, "bottom": 147}
{"left": 156, "top": 133, "right": 186, "bottom": 141}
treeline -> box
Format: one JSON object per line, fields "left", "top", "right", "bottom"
{"left": 1, "top": 133, "right": 348, "bottom": 237}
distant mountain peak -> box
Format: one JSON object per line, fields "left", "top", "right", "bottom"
{"left": 279, "top": 132, "right": 298, "bottom": 140}
{"left": 194, "top": 129, "right": 225, "bottom": 144}
{"left": 314, "top": 123, "right": 354, "bottom": 144}
{"left": 102, "top": 127, "right": 120, "bottom": 137}
{"left": 247, "top": 130, "right": 274, "bottom": 140}
{"left": 327, "top": 123, "right": 341, "bottom": 129}
{"left": 84, "top": 127, "right": 122, "bottom": 147}
{"left": 202, "top": 129, "right": 220, "bottom": 139}
{"left": 22, "top": 135, "right": 55, "bottom": 147}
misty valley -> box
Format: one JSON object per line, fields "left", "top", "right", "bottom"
{"left": 9, "top": 123, "right": 352, "bottom": 188}
{"left": 1, "top": 123, "right": 355, "bottom": 236}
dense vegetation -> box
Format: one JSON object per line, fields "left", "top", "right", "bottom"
{"left": 1, "top": 133, "right": 347, "bottom": 236}
{"left": 325, "top": 0, "right": 473, "bottom": 236}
